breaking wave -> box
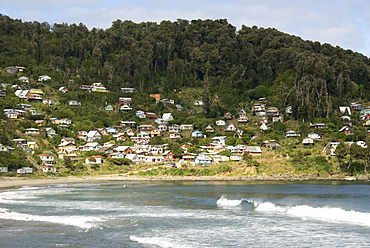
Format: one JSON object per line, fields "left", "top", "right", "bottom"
{"left": 0, "top": 208, "right": 103, "bottom": 229}
{"left": 216, "top": 196, "right": 370, "bottom": 226}
{"left": 130, "top": 235, "right": 194, "bottom": 248}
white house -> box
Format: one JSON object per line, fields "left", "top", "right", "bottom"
{"left": 211, "top": 136, "right": 227, "bottom": 146}
{"left": 162, "top": 113, "right": 174, "bottom": 122}
{"left": 194, "top": 154, "right": 212, "bottom": 166}
{"left": 216, "top": 120, "right": 226, "bottom": 126}
{"left": 85, "top": 156, "right": 103, "bottom": 164}
{"left": 38, "top": 75, "right": 51, "bottom": 82}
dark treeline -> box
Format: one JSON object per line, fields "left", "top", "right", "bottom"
{"left": 1, "top": 15, "right": 370, "bottom": 120}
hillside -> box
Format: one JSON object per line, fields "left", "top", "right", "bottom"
{"left": 1, "top": 16, "right": 370, "bottom": 178}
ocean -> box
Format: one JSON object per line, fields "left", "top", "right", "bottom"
{"left": 1, "top": 180, "right": 370, "bottom": 248}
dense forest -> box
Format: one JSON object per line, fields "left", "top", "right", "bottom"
{"left": 1, "top": 15, "right": 370, "bottom": 121}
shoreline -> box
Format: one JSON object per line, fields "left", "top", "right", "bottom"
{"left": 1, "top": 173, "right": 369, "bottom": 189}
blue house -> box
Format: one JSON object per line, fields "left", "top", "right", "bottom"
{"left": 191, "top": 130, "right": 204, "bottom": 138}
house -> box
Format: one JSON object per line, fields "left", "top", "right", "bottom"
{"left": 38, "top": 154, "right": 56, "bottom": 165}
{"left": 151, "top": 129, "right": 162, "bottom": 137}
{"left": 43, "top": 99, "right": 56, "bottom": 105}
{"left": 308, "top": 133, "right": 321, "bottom": 140}
{"left": 168, "top": 124, "right": 180, "bottom": 133}
{"left": 193, "top": 100, "right": 204, "bottom": 106}
{"left": 24, "top": 128, "right": 41, "bottom": 136}
{"left": 79, "top": 85, "right": 92, "bottom": 91}
{"left": 45, "top": 127, "right": 57, "bottom": 138}
{"left": 79, "top": 142, "right": 103, "bottom": 151}
{"left": 5, "top": 66, "right": 26, "bottom": 74}
{"left": 230, "top": 155, "right": 242, "bottom": 161}
{"left": 272, "top": 115, "right": 284, "bottom": 122}
{"left": 125, "top": 154, "right": 140, "bottom": 163}
{"left": 61, "top": 137, "right": 75, "bottom": 144}
{"left": 59, "top": 118, "right": 72, "bottom": 125}
{"left": 211, "top": 136, "right": 227, "bottom": 146}
{"left": 162, "top": 113, "right": 174, "bottom": 122}
{"left": 136, "top": 110, "right": 146, "bottom": 119}
{"left": 18, "top": 76, "right": 29, "bottom": 83}
{"left": 310, "top": 123, "right": 327, "bottom": 129}
{"left": 225, "top": 123, "right": 237, "bottom": 132}
{"left": 138, "top": 125, "right": 153, "bottom": 132}
{"left": 12, "top": 138, "right": 28, "bottom": 148}
{"left": 285, "top": 130, "right": 300, "bottom": 138}
{"left": 260, "top": 117, "right": 269, "bottom": 123}
{"left": 145, "top": 112, "right": 158, "bottom": 119}
{"left": 205, "top": 125, "right": 215, "bottom": 133}
{"left": 131, "top": 134, "right": 151, "bottom": 144}
{"left": 360, "top": 109, "right": 370, "bottom": 116}
{"left": 119, "top": 104, "right": 132, "bottom": 112}
{"left": 302, "top": 137, "right": 314, "bottom": 145}
{"left": 114, "top": 146, "right": 134, "bottom": 155}
{"left": 261, "top": 140, "right": 280, "bottom": 150}
{"left": 192, "top": 130, "right": 204, "bottom": 138}
{"left": 146, "top": 155, "right": 165, "bottom": 164}
{"left": 85, "top": 156, "right": 103, "bottom": 164}
{"left": 57, "top": 142, "right": 77, "bottom": 160}
{"left": 339, "top": 106, "right": 352, "bottom": 116}
{"left": 260, "top": 123, "right": 268, "bottom": 131}
{"left": 0, "top": 90, "right": 6, "bottom": 97}
{"left": 160, "top": 98, "right": 175, "bottom": 105}
{"left": 266, "top": 107, "right": 279, "bottom": 115}
{"left": 158, "top": 124, "right": 168, "bottom": 132}
{"left": 86, "top": 130, "right": 102, "bottom": 142}
{"left": 17, "top": 167, "right": 33, "bottom": 174}
{"left": 216, "top": 120, "right": 226, "bottom": 126}
{"left": 245, "top": 146, "right": 262, "bottom": 156}
{"left": 170, "top": 132, "right": 181, "bottom": 139}
{"left": 121, "top": 88, "right": 134, "bottom": 93}
{"left": 42, "top": 165, "right": 57, "bottom": 173}
{"left": 38, "top": 75, "right": 51, "bottom": 82}
{"left": 105, "top": 104, "right": 114, "bottom": 111}
{"left": 67, "top": 101, "right": 81, "bottom": 106}
{"left": 238, "top": 116, "right": 249, "bottom": 123}
{"left": 252, "top": 104, "right": 266, "bottom": 112}
{"left": 154, "top": 118, "right": 168, "bottom": 125}
{"left": 339, "top": 126, "right": 353, "bottom": 135}
{"left": 224, "top": 112, "right": 234, "bottom": 119}
{"left": 4, "top": 110, "right": 18, "bottom": 119}
{"left": 121, "top": 121, "right": 137, "bottom": 129}
{"left": 194, "top": 154, "right": 212, "bottom": 166}
{"left": 58, "top": 87, "right": 68, "bottom": 93}
{"left": 351, "top": 103, "right": 363, "bottom": 111}
{"left": 150, "top": 94, "right": 161, "bottom": 103}
{"left": 180, "top": 124, "right": 194, "bottom": 131}
{"left": 118, "top": 97, "right": 133, "bottom": 106}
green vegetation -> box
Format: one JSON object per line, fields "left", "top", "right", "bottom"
{"left": 0, "top": 16, "right": 370, "bottom": 178}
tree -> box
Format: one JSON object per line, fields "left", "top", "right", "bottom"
{"left": 335, "top": 142, "right": 348, "bottom": 170}
{"left": 171, "top": 142, "right": 183, "bottom": 157}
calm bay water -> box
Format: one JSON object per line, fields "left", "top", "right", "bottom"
{"left": 1, "top": 180, "right": 370, "bottom": 247}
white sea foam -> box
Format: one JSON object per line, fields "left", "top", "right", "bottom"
{"left": 216, "top": 195, "right": 243, "bottom": 207}
{"left": 252, "top": 200, "right": 370, "bottom": 226}
{"left": 130, "top": 235, "right": 195, "bottom": 248}
{"left": 0, "top": 208, "right": 103, "bottom": 229}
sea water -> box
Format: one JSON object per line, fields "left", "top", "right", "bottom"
{"left": 1, "top": 181, "right": 370, "bottom": 247}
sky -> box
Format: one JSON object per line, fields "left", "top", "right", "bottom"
{"left": 1, "top": 0, "right": 369, "bottom": 57}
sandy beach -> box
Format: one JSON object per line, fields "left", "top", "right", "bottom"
{"left": 1, "top": 172, "right": 368, "bottom": 190}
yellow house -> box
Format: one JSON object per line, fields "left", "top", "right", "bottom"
{"left": 29, "top": 89, "right": 44, "bottom": 95}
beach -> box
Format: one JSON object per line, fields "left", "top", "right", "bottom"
{"left": 1, "top": 172, "right": 369, "bottom": 189}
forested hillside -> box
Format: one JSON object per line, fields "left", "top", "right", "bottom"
{"left": 1, "top": 15, "right": 369, "bottom": 120}
{"left": 2, "top": 15, "right": 370, "bottom": 177}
